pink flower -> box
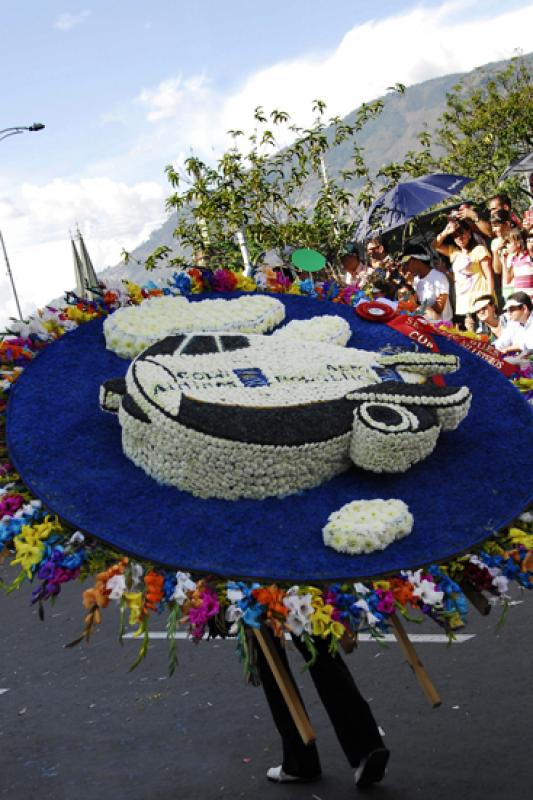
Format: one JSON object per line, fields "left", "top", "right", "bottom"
{"left": 376, "top": 589, "right": 395, "bottom": 614}
{"left": 0, "top": 495, "right": 24, "bottom": 517}
{"left": 189, "top": 587, "right": 220, "bottom": 639}
{"left": 212, "top": 269, "right": 237, "bottom": 292}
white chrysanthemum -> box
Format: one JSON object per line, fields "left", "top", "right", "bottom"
{"left": 322, "top": 498, "right": 414, "bottom": 555}
{"left": 104, "top": 295, "right": 286, "bottom": 358}
{"left": 272, "top": 315, "right": 351, "bottom": 347}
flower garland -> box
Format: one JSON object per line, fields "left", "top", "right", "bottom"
{"left": 1, "top": 270, "right": 532, "bottom": 674}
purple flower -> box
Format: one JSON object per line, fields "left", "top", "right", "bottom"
{"left": 37, "top": 560, "right": 57, "bottom": 581}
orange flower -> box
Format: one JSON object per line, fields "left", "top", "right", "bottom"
{"left": 143, "top": 570, "right": 165, "bottom": 613}
{"left": 0, "top": 343, "right": 31, "bottom": 362}
{"left": 188, "top": 578, "right": 206, "bottom": 610}
{"left": 252, "top": 585, "right": 288, "bottom": 634}
{"left": 252, "top": 585, "right": 288, "bottom": 616}
{"left": 389, "top": 578, "right": 416, "bottom": 607}
{"left": 82, "top": 558, "right": 128, "bottom": 615}
{"left": 522, "top": 552, "right": 533, "bottom": 573}
{"left": 397, "top": 298, "right": 418, "bottom": 313}
{"left": 82, "top": 586, "right": 107, "bottom": 615}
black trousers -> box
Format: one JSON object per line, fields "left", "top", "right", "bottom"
{"left": 256, "top": 633, "right": 385, "bottom": 778}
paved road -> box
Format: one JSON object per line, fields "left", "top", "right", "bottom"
{"left": 1, "top": 565, "right": 531, "bottom": 800}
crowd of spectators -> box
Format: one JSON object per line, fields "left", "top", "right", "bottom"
{"left": 340, "top": 185, "right": 533, "bottom": 356}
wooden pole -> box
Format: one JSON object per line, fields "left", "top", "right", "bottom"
{"left": 253, "top": 627, "right": 316, "bottom": 745}
{"left": 390, "top": 614, "right": 442, "bottom": 708}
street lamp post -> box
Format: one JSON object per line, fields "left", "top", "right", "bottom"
{"left": 0, "top": 122, "right": 45, "bottom": 143}
{"left": 0, "top": 230, "right": 23, "bottom": 320}
{"left": 1, "top": 122, "right": 45, "bottom": 319}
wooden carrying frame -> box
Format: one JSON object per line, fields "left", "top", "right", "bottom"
{"left": 254, "top": 614, "right": 445, "bottom": 745}
{"left": 253, "top": 627, "right": 316, "bottom": 745}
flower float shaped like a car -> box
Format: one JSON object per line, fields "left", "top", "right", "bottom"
{"left": 100, "top": 315, "right": 471, "bottom": 500}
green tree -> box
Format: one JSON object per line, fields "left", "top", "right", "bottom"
{"left": 144, "top": 94, "right": 402, "bottom": 275}
{"left": 377, "top": 56, "right": 533, "bottom": 206}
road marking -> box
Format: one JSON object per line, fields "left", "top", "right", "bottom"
{"left": 123, "top": 632, "right": 475, "bottom": 644}
{"left": 0, "top": 688, "right": 10, "bottom": 695}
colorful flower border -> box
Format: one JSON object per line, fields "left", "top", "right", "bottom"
{"left": 1, "top": 268, "right": 532, "bottom": 675}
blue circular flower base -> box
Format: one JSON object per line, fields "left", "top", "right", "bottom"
{"left": 7, "top": 293, "right": 533, "bottom": 582}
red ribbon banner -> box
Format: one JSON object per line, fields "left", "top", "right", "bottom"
{"left": 386, "top": 315, "right": 445, "bottom": 385}
{"left": 387, "top": 314, "right": 518, "bottom": 379}
{"left": 356, "top": 303, "right": 518, "bottom": 379}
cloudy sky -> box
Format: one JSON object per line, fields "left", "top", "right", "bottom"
{"left": 1, "top": 0, "right": 532, "bottom": 325}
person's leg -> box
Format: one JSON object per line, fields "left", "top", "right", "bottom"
{"left": 255, "top": 633, "right": 321, "bottom": 780}
{"left": 290, "top": 635, "right": 386, "bottom": 768}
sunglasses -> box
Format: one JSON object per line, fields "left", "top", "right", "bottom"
{"left": 507, "top": 305, "right": 523, "bottom": 311}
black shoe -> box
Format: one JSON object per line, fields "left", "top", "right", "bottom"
{"left": 354, "top": 747, "right": 390, "bottom": 788}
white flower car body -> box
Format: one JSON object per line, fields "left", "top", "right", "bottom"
{"left": 100, "top": 320, "right": 471, "bottom": 500}
{"left": 103, "top": 294, "right": 286, "bottom": 358}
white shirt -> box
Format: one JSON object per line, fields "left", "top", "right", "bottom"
{"left": 493, "top": 313, "right": 533, "bottom": 352}
{"left": 413, "top": 269, "right": 453, "bottom": 321}
{"left": 354, "top": 296, "right": 398, "bottom": 309}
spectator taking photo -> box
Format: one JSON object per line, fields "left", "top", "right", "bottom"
{"left": 400, "top": 244, "right": 452, "bottom": 321}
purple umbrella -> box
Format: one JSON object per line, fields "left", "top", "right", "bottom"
{"left": 357, "top": 172, "right": 472, "bottom": 240}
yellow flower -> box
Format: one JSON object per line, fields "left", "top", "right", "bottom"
{"left": 288, "top": 283, "right": 302, "bottom": 295}
{"left": 42, "top": 319, "right": 65, "bottom": 336}
{"left": 508, "top": 527, "right": 533, "bottom": 549}
{"left": 125, "top": 281, "right": 144, "bottom": 305}
{"left": 330, "top": 620, "right": 346, "bottom": 639}
{"left": 309, "top": 598, "right": 344, "bottom": 639}
{"left": 65, "top": 306, "right": 99, "bottom": 324}
{"left": 514, "top": 378, "right": 533, "bottom": 391}
{"left": 11, "top": 540, "right": 45, "bottom": 576}
{"left": 190, "top": 278, "right": 204, "bottom": 294}
{"left": 123, "top": 591, "right": 144, "bottom": 632}
{"left": 10, "top": 518, "right": 57, "bottom": 577}
{"left": 308, "top": 587, "right": 324, "bottom": 602}
{"left": 234, "top": 274, "right": 257, "bottom": 292}
{"left": 447, "top": 611, "right": 465, "bottom": 630}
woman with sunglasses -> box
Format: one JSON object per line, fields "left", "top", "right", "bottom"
{"left": 493, "top": 291, "right": 533, "bottom": 354}
{"left": 432, "top": 219, "right": 494, "bottom": 329}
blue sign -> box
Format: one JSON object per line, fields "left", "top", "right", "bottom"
{"left": 233, "top": 367, "right": 270, "bottom": 387}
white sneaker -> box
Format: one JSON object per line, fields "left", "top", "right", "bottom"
{"left": 354, "top": 747, "right": 390, "bottom": 788}
{"left": 266, "top": 765, "right": 320, "bottom": 783}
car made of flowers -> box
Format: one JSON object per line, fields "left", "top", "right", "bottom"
{"left": 100, "top": 317, "right": 471, "bottom": 501}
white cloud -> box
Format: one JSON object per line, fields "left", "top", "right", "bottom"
{"left": 136, "top": 74, "right": 210, "bottom": 122}
{"left": 53, "top": 10, "right": 92, "bottom": 31}
{"left": 0, "top": 178, "right": 165, "bottom": 325}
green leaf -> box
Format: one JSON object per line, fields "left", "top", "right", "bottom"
{"left": 166, "top": 602, "right": 180, "bottom": 676}
{"left": 129, "top": 618, "right": 150, "bottom": 672}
